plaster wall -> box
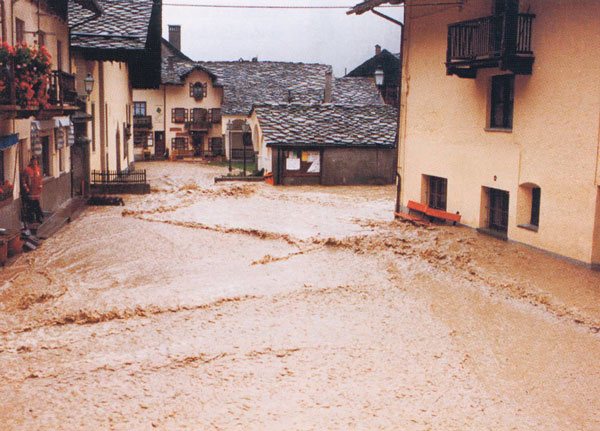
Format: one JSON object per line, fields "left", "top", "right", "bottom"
{"left": 11, "top": 1, "right": 69, "bottom": 71}
{"left": 400, "top": 0, "right": 600, "bottom": 264}
{"left": 163, "top": 70, "right": 223, "bottom": 153}
{"left": 85, "top": 60, "right": 133, "bottom": 173}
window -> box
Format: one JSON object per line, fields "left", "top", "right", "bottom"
{"left": 171, "top": 137, "right": 188, "bottom": 150}
{"left": 41, "top": 136, "right": 51, "bottom": 177}
{"left": 191, "top": 108, "right": 207, "bottom": 123}
{"left": 428, "top": 175, "right": 447, "bottom": 211}
{"left": 209, "top": 137, "right": 223, "bottom": 156}
{"left": 171, "top": 108, "right": 187, "bottom": 123}
{"left": 15, "top": 19, "right": 24, "bottom": 44}
{"left": 210, "top": 108, "right": 222, "bottom": 123}
{"left": 530, "top": 187, "right": 540, "bottom": 227}
{"left": 490, "top": 74, "right": 514, "bottom": 129}
{"left": 189, "top": 82, "right": 206, "bottom": 99}
{"left": 517, "top": 184, "right": 541, "bottom": 231}
{"left": 133, "top": 102, "right": 146, "bottom": 117}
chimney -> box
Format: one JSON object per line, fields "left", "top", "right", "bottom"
{"left": 375, "top": 44, "right": 381, "bottom": 55}
{"left": 169, "top": 25, "right": 181, "bottom": 51}
{"left": 323, "top": 70, "right": 333, "bottom": 104}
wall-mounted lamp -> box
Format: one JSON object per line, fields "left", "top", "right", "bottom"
{"left": 374, "top": 68, "right": 384, "bottom": 87}
{"left": 84, "top": 72, "right": 95, "bottom": 100}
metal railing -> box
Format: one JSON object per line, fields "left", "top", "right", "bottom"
{"left": 91, "top": 169, "right": 147, "bottom": 185}
{"left": 231, "top": 148, "right": 255, "bottom": 161}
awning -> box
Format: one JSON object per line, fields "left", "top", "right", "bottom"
{"left": 0, "top": 134, "right": 18, "bottom": 151}
{"left": 39, "top": 117, "right": 73, "bottom": 130}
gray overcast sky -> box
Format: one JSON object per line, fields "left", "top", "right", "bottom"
{"left": 162, "top": 0, "right": 403, "bottom": 76}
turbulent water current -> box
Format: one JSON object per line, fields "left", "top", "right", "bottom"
{"left": 0, "top": 161, "right": 599, "bottom": 430}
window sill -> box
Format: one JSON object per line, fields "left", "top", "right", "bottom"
{"left": 484, "top": 127, "right": 513, "bottom": 133}
{"left": 517, "top": 224, "right": 538, "bottom": 232}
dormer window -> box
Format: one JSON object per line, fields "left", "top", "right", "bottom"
{"left": 190, "top": 82, "right": 207, "bottom": 100}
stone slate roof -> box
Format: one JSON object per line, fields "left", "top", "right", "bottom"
{"left": 197, "top": 61, "right": 332, "bottom": 116}
{"left": 161, "top": 58, "right": 385, "bottom": 116}
{"left": 253, "top": 104, "right": 398, "bottom": 147}
{"left": 69, "top": 0, "right": 154, "bottom": 51}
{"left": 332, "top": 77, "right": 383, "bottom": 105}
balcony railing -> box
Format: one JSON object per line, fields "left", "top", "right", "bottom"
{"left": 446, "top": 13, "right": 535, "bottom": 77}
{"left": 0, "top": 67, "right": 77, "bottom": 117}
{"left": 48, "top": 70, "right": 77, "bottom": 106}
{"left": 185, "top": 119, "right": 209, "bottom": 131}
{"left": 133, "top": 115, "right": 152, "bottom": 130}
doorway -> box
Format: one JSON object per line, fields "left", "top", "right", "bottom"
{"left": 488, "top": 188, "right": 509, "bottom": 233}
{"left": 155, "top": 131, "right": 165, "bottom": 158}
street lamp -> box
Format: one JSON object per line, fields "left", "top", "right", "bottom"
{"left": 374, "top": 68, "right": 384, "bottom": 87}
{"left": 84, "top": 72, "right": 94, "bottom": 100}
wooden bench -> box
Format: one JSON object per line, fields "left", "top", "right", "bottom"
{"left": 405, "top": 200, "right": 461, "bottom": 224}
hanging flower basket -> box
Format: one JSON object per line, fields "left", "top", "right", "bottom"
{"left": 0, "top": 41, "right": 52, "bottom": 109}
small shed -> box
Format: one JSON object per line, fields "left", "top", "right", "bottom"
{"left": 250, "top": 104, "right": 398, "bottom": 186}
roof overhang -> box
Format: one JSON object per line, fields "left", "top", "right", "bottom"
{"left": 347, "top": 0, "right": 404, "bottom": 15}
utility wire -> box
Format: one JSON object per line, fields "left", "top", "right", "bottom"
{"left": 163, "top": 3, "right": 400, "bottom": 9}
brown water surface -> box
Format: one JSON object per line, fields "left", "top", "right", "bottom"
{"left": 0, "top": 161, "right": 599, "bottom": 430}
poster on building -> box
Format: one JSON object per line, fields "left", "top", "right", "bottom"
{"left": 307, "top": 151, "right": 320, "bottom": 173}
{"left": 286, "top": 157, "right": 300, "bottom": 171}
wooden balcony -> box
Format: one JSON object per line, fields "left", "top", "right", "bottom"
{"left": 0, "top": 67, "right": 78, "bottom": 119}
{"left": 48, "top": 71, "right": 78, "bottom": 107}
{"left": 446, "top": 12, "right": 535, "bottom": 78}
{"left": 185, "top": 120, "right": 209, "bottom": 132}
{"left": 133, "top": 115, "right": 152, "bottom": 130}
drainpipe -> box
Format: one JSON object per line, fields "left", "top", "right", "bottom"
{"left": 369, "top": 8, "right": 404, "bottom": 214}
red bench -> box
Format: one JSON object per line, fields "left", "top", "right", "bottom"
{"left": 406, "top": 200, "right": 461, "bottom": 223}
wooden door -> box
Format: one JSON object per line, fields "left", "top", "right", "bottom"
{"left": 155, "top": 131, "right": 165, "bottom": 157}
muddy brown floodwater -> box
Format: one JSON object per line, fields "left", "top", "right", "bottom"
{"left": 1, "top": 161, "right": 599, "bottom": 430}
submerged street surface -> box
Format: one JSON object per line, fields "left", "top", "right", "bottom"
{"left": 1, "top": 161, "right": 599, "bottom": 430}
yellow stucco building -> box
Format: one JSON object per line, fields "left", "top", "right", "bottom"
{"left": 350, "top": 0, "right": 600, "bottom": 268}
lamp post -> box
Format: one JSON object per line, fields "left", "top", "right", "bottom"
{"left": 227, "top": 120, "right": 233, "bottom": 172}
{"left": 84, "top": 72, "right": 94, "bottom": 101}
{"left": 241, "top": 123, "right": 251, "bottom": 177}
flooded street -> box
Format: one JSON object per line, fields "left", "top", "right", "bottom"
{"left": 1, "top": 161, "right": 599, "bottom": 430}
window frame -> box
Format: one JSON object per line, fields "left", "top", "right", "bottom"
{"left": 171, "top": 108, "right": 188, "bottom": 124}
{"left": 15, "top": 18, "right": 25, "bottom": 44}
{"left": 489, "top": 74, "right": 515, "bottom": 130}
{"left": 171, "top": 137, "right": 188, "bottom": 150}
{"left": 427, "top": 175, "right": 448, "bottom": 211}
{"left": 133, "top": 102, "right": 146, "bottom": 117}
